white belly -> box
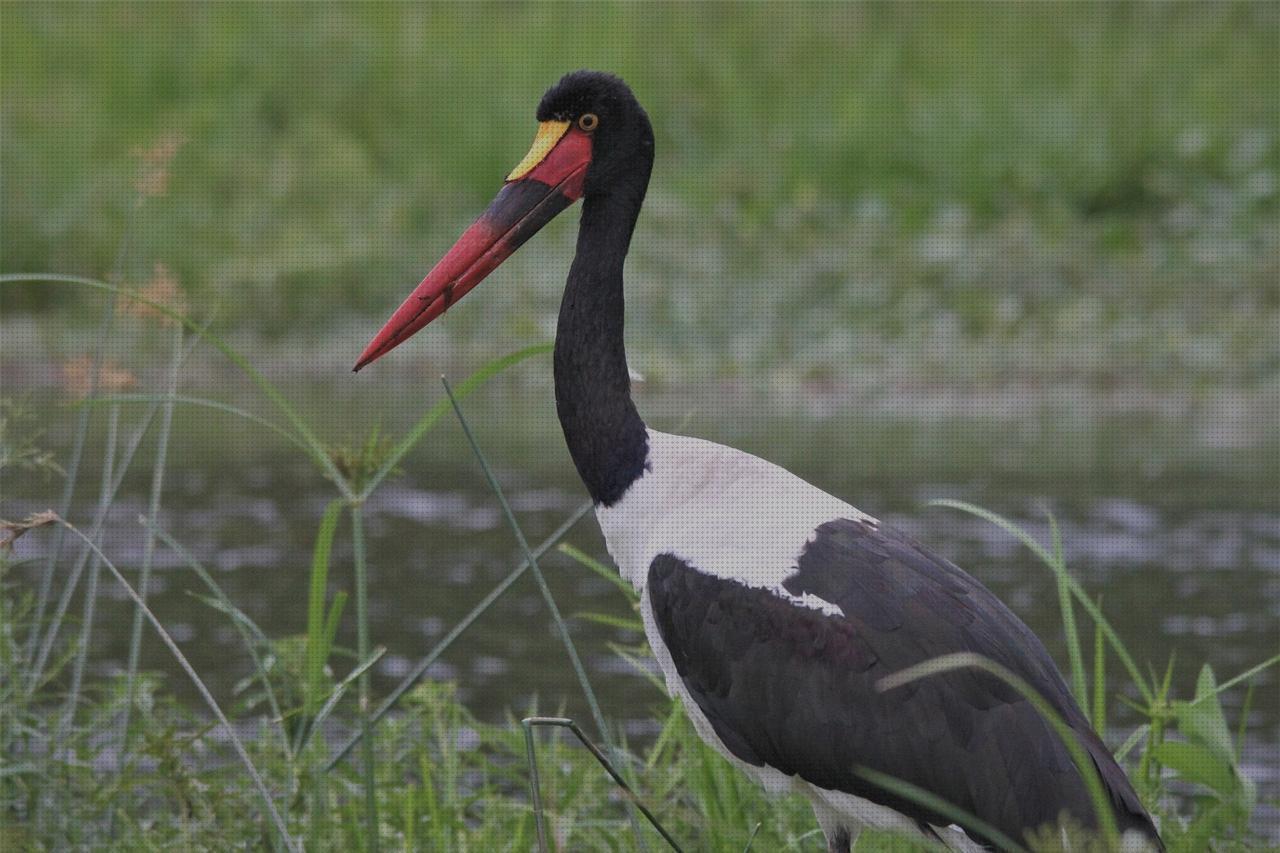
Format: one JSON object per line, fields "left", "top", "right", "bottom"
{"left": 595, "top": 429, "right": 877, "bottom": 604}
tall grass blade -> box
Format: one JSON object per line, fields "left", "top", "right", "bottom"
{"left": 645, "top": 702, "right": 686, "bottom": 774}
{"left": 928, "top": 498, "right": 1152, "bottom": 705}
{"left": 851, "top": 766, "right": 1025, "bottom": 853}
{"left": 522, "top": 716, "right": 683, "bottom": 852}
{"left": 521, "top": 718, "right": 550, "bottom": 853}
{"left": 321, "top": 593, "right": 348, "bottom": 668}
{"left": 441, "top": 379, "right": 608, "bottom": 739}
{"left": 1049, "top": 514, "right": 1089, "bottom": 717}
{"left": 356, "top": 343, "right": 553, "bottom": 500}
{"left": 321, "top": 501, "right": 593, "bottom": 771}
{"left": 1092, "top": 599, "right": 1107, "bottom": 742}
{"left": 309, "top": 644, "right": 385, "bottom": 746}
{"left": 1235, "top": 682, "right": 1254, "bottom": 767}
{"left": 25, "top": 397, "right": 91, "bottom": 664}
{"left": 1187, "top": 652, "right": 1280, "bottom": 705}
{"left": 1114, "top": 724, "right": 1149, "bottom": 762}
{"left": 349, "top": 504, "right": 379, "bottom": 853}
{"left": 558, "top": 542, "right": 636, "bottom": 599}
{"left": 87, "top": 394, "right": 309, "bottom": 452}
{"left": 26, "top": 324, "right": 205, "bottom": 694}
{"left": 878, "top": 651, "right": 1119, "bottom": 846}
{"left": 30, "top": 405, "right": 147, "bottom": 692}
{"left": 58, "top": 404, "right": 120, "bottom": 739}
{"left": 143, "top": 519, "right": 291, "bottom": 758}
{"left": 55, "top": 516, "right": 299, "bottom": 853}
{"left": 306, "top": 501, "right": 344, "bottom": 716}
{"left": 443, "top": 379, "right": 650, "bottom": 850}
{"left": 23, "top": 204, "right": 136, "bottom": 664}
{"left": 121, "top": 323, "right": 184, "bottom": 763}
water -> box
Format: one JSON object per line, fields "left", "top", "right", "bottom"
{"left": 10, "top": 392, "right": 1279, "bottom": 832}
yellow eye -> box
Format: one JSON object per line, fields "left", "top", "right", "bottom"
{"left": 577, "top": 113, "right": 599, "bottom": 132}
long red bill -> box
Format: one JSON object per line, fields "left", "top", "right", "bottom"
{"left": 353, "top": 124, "right": 592, "bottom": 371}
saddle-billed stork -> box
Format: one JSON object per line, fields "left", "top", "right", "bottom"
{"left": 354, "top": 71, "right": 1162, "bottom": 851}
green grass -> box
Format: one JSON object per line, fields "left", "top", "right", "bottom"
{"left": 4, "top": 2, "right": 1277, "bottom": 374}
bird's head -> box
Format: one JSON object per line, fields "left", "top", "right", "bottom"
{"left": 354, "top": 70, "right": 653, "bottom": 371}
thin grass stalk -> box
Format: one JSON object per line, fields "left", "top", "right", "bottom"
{"left": 26, "top": 402, "right": 90, "bottom": 664}
{"left": 142, "top": 520, "right": 293, "bottom": 759}
{"left": 27, "top": 330, "right": 205, "bottom": 693}
{"left": 1092, "top": 598, "right": 1107, "bottom": 742}
{"left": 309, "top": 766, "right": 329, "bottom": 852}
{"left": 644, "top": 701, "right": 685, "bottom": 774}
{"left": 850, "top": 766, "right": 1026, "bottom": 853}
{"left": 522, "top": 717, "right": 683, "bottom": 852}
{"left": 23, "top": 215, "right": 135, "bottom": 664}
{"left": 321, "top": 501, "right": 593, "bottom": 771}
{"left": 296, "top": 501, "right": 345, "bottom": 756}
{"left": 878, "top": 651, "right": 1119, "bottom": 846}
{"left": 1049, "top": 516, "right": 1089, "bottom": 717}
{"left": 58, "top": 404, "right": 120, "bottom": 739}
{"left": 355, "top": 343, "right": 553, "bottom": 501}
{"left": 29, "top": 471, "right": 117, "bottom": 691}
{"left": 521, "top": 718, "right": 550, "bottom": 853}
{"left": 442, "top": 381, "right": 651, "bottom": 851}
{"left": 928, "top": 499, "right": 1153, "bottom": 705}
{"left": 56, "top": 517, "right": 300, "bottom": 853}
{"left": 349, "top": 504, "right": 379, "bottom": 853}
{"left": 89, "top": 394, "right": 310, "bottom": 452}
{"left": 1188, "top": 652, "right": 1280, "bottom": 705}
{"left": 1114, "top": 724, "right": 1149, "bottom": 762}
{"left": 1234, "top": 682, "right": 1254, "bottom": 762}
{"left": 29, "top": 437, "right": 127, "bottom": 693}
{"left": 120, "top": 323, "right": 184, "bottom": 762}
{"left": 441, "top": 380, "right": 610, "bottom": 737}
{"left": 305, "top": 502, "right": 344, "bottom": 717}
{"left": 33, "top": 212, "right": 133, "bottom": 837}
{"left": 309, "top": 645, "right": 385, "bottom": 741}
{"left": 299, "top": 645, "right": 383, "bottom": 835}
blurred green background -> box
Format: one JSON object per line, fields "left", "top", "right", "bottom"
{"left": 4, "top": 1, "right": 1277, "bottom": 390}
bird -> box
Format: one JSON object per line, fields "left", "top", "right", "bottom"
{"left": 353, "top": 70, "right": 1163, "bottom": 852}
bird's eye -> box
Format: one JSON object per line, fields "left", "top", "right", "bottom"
{"left": 577, "top": 113, "right": 599, "bottom": 132}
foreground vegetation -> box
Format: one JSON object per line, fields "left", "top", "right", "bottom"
{"left": 2, "top": 465, "right": 1277, "bottom": 851}
{"left": 1, "top": 274, "right": 1276, "bottom": 849}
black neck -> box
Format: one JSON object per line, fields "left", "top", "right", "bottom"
{"left": 554, "top": 188, "right": 651, "bottom": 505}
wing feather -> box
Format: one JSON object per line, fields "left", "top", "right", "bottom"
{"left": 647, "top": 518, "right": 1160, "bottom": 848}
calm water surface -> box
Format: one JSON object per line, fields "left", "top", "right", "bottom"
{"left": 12, "top": 406, "right": 1280, "bottom": 830}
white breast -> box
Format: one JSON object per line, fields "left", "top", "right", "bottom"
{"left": 597, "top": 430, "right": 906, "bottom": 821}
{"left": 594, "top": 429, "right": 877, "bottom": 613}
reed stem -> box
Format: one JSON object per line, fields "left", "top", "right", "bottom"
{"left": 350, "top": 503, "right": 380, "bottom": 853}
{"left": 120, "top": 323, "right": 184, "bottom": 762}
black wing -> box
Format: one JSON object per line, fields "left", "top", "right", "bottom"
{"left": 648, "top": 518, "right": 1160, "bottom": 849}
